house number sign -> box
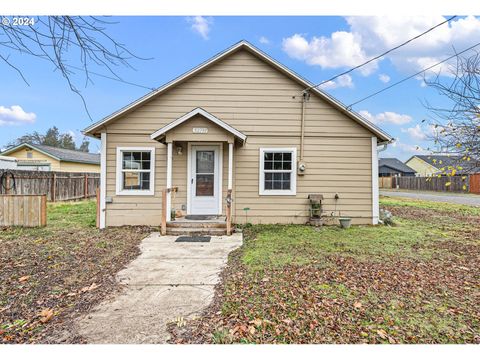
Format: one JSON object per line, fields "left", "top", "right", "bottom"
{"left": 193, "top": 127, "right": 208, "bottom": 134}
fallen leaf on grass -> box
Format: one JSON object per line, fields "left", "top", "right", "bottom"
{"left": 376, "top": 329, "right": 388, "bottom": 339}
{"left": 81, "top": 283, "right": 100, "bottom": 293}
{"left": 18, "top": 275, "right": 30, "bottom": 282}
{"left": 39, "top": 308, "right": 54, "bottom": 323}
{"left": 353, "top": 301, "right": 362, "bottom": 309}
{"left": 249, "top": 318, "right": 263, "bottom": 327}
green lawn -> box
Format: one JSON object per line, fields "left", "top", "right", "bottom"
{"left": 170, "top": 196, "right": 480, "bottom": 344}
{"left": 0, "top": 201, "right": 153, "bottom": 343}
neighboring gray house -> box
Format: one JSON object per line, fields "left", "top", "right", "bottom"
{"left": 379, "top": 158, "right": 415, "bottom": 177}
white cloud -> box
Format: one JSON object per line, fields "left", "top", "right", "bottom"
{"left": 259, "top": 36, "right": 270, "bottom": 44}
{"left": 318, "top": 74, "right": 354, "bottom": 90}
{"left": 282, "top": 33, "right": 376, "bottom": 75}
{"left": 359, "top": 110, "right": 412, "bottom": 125}
{"left": 379, "top": 74, "right": 390, "bottom": 83}
{"left": 0, "top": 105, "right": 36, "bottom": 126}
{"left": 188, "top": 16, "right": 212, "bottom": 40}
{"left": 401, "top": 124, "right": 427, "bottom": 140}
{"left": 282, "top": 16, "right": 480, "bottom": 78}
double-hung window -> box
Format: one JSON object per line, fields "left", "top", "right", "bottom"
{"left": 116, "top": 147, "right": 155, "bottom": 195}
{"left": 259, "top": 148, "right": 297, "bottom": 195}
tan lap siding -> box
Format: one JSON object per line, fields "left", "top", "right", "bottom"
{"left": 105, "top": 133, "right": 166, "bottom": 226}
{"left": 105, "top": 50, "right": 372, "bottom": 139}
{"left": 102, "top": 49, "right": 375, "bottom": 226}
{"left": 233, "top": 136, "right": 373, "bottom": 225}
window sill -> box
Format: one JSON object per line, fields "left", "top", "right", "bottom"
{"left": 259, "top": 190, "right": 297, "bottom": 196}
{"left": 115, "top": 190, "right": 154, "bottom": 196}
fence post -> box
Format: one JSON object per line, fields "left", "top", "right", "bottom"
{"left": 5, "top": 174, "right": 10, "bottom": 195}
{"left": 51, "top": 173, "right": 56, "bottom": 202}
{"left": 84, "top": 173, "right": 88, "bottom": 199}
{"left": 40, "top": 194, "right": 47, "bottom": 226}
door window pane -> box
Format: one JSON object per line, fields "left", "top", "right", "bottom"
{"left": 196, "top": 151, "right": 214, "bottom": 173}
{"left": 196, "top": 174, "right": 214, "bottom": 196}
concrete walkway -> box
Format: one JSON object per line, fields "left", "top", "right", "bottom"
{"left": 381, "top": 190, "right": 480, "bottom": 206}
{"left": 77, "top": 232, "right": 243, "bottom": 343}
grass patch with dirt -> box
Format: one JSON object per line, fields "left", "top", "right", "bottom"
{"left": 0, "top": 200, "right": 153, "bottom": 343}
{"left": 169, "top": 196, "right": 480, "bottom": 344}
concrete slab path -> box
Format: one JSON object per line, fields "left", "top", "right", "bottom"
{"left": 76, "top": 232, "right": 243, "bottom": 343}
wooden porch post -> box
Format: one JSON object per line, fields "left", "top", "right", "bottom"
{"left": 166, "top": 142, "right": 173, "bottom": 222}
{"left": 226, "top": 142, "right": 234, "bottom": 235}
{"left": 161, "top": 189, "right": 167, "bottom": 235}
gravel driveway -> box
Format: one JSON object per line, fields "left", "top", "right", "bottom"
{"left": 381, "top": 190, "right": 480, "bottom": 206}
{"left": 76, "top": 232, "right": 243, "bottom": 343}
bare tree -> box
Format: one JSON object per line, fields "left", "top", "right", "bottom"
{"left": 0, "top": 16, "right": 149, "bottom": 118}
{"left": 423, "top": 50, "right": 480, "bottom": 175}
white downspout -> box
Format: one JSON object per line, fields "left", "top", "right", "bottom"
{"left": 371, "top": 137, "right": 380, "bottom": 225}
{"left": 166, "top": 142, "right": 173, "bottom": 221}
{"left": 100, "top": 132, "right": 107, "bottom": 229}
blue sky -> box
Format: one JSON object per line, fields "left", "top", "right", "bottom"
{"left": 1, "top": 16, "right": 479, "bottom": 159}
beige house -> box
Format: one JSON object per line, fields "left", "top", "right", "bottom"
{"left": 83, "top": 41, "right": 392, "bottom": 232}
{"left": 1, "top": 143, "right": 100, "bottom": 172}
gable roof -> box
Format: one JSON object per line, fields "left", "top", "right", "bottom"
{"left": 83, "top": 40, "right": 392, "bottom": 142}
{"left": 150, "top": 107, "right": 247, "bottom": 143}
{"left": 407, "top": 154, "right": 480, "bottom": 174}
{"left": 379, "top": 158, "right": 416, "bottom": 174}
{"left": 1, "top": 143, "right": 100, "bottom": 165}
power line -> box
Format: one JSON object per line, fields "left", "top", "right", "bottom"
{"left": 306, "top": 15, "right": 457, "bottom": 91}
{"left": 347, "top": 41, "right": 480, "bottom": 108}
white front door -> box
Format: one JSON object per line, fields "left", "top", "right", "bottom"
{"left": 189, "top": 145, "right": 221, "bottom": 215}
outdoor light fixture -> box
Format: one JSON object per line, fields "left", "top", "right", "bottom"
{"left": 176, "top": 146, "right": 183, "bottom": 155}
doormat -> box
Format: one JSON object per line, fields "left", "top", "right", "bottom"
{"left": 175, "top": 236, "right": 211, "bottom": 243}
{"left": 185, "top": 215, "right": 218, "bottom": 220}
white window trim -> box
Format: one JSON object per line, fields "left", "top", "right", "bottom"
{"left": 116, "top": 146, "right": 155, "bottom": 196}
{"left": 259, "top": 147, "right": 297, "bottom": 196}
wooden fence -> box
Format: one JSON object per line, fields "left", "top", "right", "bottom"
{"left": 0, "top": 195, "right": 47, "bottom": 227}
{"left": 378, "top": 177, "right": 393, "bottom": 189}
{"left": 470, "top": 174, "right": 480, "bottom": 194}
{"left": 0, "top": 170, "right": 100, "bottom": 202}
{"left": 381, "top": 175, "right": 469, "bottom": 193}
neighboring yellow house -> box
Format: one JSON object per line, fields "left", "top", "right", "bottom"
{"left": 1, "top": 143, "right": 100, "bottom": 172}
{"left": 405, "top": 156, "right": 439, "bottom": 176}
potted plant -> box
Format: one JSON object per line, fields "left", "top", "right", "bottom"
{"left": 338, "top": 216, "right": 352, "bottom": 229}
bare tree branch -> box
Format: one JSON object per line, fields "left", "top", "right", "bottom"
{"left": 0, "top": 16, "right": 151, "bottom": 120}
{"left": 423, "top": 50, "right": 480, "bottom": 175}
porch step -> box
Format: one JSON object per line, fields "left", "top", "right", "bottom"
{"left": 165, "top": 227, "right": 227, "bottom": 236}
{"left": 167, "top": 220, "right": 226, "bottom": 229}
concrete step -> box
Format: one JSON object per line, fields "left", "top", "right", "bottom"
{"left": 167, "top": 221, "right": 226, "bottom": 229}
{"left": 165, "top": 227, "right": 227, "bottom": 236}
